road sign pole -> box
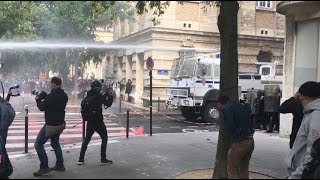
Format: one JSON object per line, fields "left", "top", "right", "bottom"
{"left": 146, "top": 57, "right": 154, "bottom": 136}
{"left": 149, "top": 70, "right": 152, "bottom": 136}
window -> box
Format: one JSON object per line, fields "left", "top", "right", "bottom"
{"left": 261, "top": 67, "right": 270, "bottom": 75}
{"left": 188, "top": 24, "right": 191, "bottom": 28}
{"left": 183, "top": 23, "right": 186, "bottom": 28}
{"left": 196, "top": 63, "right": 212, "bottom": 78}
{"left": 261, "top": 30, "right": 264, "bottom": 34}
{"left": 257, "top": 1, "right": 271, "bottom": 8}
{"left": 265, "top": 31, "right": 268, "bottom": 35}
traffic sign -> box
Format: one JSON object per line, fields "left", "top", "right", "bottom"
{"left": 146, "top": 57, "right": 154, "bottom": 71}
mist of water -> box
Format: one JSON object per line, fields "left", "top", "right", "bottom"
{"left": 0, "top": 41, "right": 219, "bottom": 52}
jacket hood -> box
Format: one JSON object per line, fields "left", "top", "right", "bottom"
{"left": 87, "top": 89, "right": 99, "bottom": 96}
{"left": 304, "top": 98, "right": 320, "bottom": 114}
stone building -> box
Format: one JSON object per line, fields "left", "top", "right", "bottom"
{"left": 277, "top": 1, "right": 320, "bottom": 138}
{"left": 79, "top": 27, "right": 113, "bottom": 80}
{"left": 109, "top": 1, "right": 285, "bottom": 106}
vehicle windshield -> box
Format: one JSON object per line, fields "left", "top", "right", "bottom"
{"left": 196, "top": 63, "right": 212, "bottom": 78}
{"left": 178, "top": 59, "right": 197, "bottom": 78}
{"left": 171, "top": 58, "right": 180, "bottom": 78}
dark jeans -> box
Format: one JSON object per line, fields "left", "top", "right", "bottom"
{"left": 34, "top": 126, "right": 64, "bottom": 169}
{"left": 79, "top": 124, "right": 108, "bottom": 160}
{"left": 0, "top": 128, "right": 8, "bottom": 147}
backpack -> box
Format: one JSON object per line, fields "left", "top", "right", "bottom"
{"left": 81, "top": 95, "right": 97, "bottom": 121}
{"left": 0, "top": 100, "right": 15, "bottom": 130}
{"left": 302, "top": 159, "right": 320, "bottom": 179}
{"left": 0, "top": 136, "right": 13, "bottom": 178}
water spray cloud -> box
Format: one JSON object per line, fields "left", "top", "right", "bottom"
{"left": 0, "top": 41, "right": 219, "bottom": 52}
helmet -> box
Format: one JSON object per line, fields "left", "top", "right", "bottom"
{"left": 91, "top": 80, "right": 102, "bottom": 89}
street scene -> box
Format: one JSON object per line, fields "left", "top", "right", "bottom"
{"left": 0, "top": 1, "right": 320, "bottom": 179}
{"left": 7, "top": 95, "right": 218, "bottom": 154}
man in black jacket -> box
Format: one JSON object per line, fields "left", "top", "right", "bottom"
{"left": 278, "top": 91, "right": 303, "bottom": 149}
{"left": 33, "top": 77, "right": 68, "bottom": 177}
{"left": 78, "top": 80, "right": 113, "bottom": 165}
{"left": 218, "top": 95, "right": 255, "bottom": 179}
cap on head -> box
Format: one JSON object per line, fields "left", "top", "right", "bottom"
{"left": 91, "top": 80, "right": 102, "bottom": 89}
{"left": 298, "top": 81, "right": 320, "bottom": 98}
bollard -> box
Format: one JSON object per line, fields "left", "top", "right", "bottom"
{"left": 126, "top": 110, "right": 129, "bottom": 139}
{"left": 24, "top": 105, "right": 28, "bottom": 153}
{"left": 119, "top": 94, "right": 122, "bottom": 113}
{"left": 158, "top": 97, "right": 160, "bottom": 112}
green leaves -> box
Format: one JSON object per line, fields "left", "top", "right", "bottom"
{"left": 0, "top": 1, "right": 39, "bottom": 40}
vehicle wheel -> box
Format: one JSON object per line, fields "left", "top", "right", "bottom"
{"left": 202, "top": 102, "right": 220, "bottom": 123}
{"left": 180, "top": 106, "right": 200, "bottom": 121}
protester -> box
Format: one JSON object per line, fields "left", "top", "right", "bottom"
{"left": 278, "top": 91, "right": 303, "bottom": 149}
{"left": 33, "top": 77, "right": 68, "bottom": 177}
{"left": 125, "top": 79, "right": 132, "bottom": 102}
{"left": 285, "top": 81, "right": 320, "bottom": 179}
{"left": 78, "top": 80, "right": 113, "bottom": 165}
{"left": 217, "top": 95, "right": 255, "bottom": 179}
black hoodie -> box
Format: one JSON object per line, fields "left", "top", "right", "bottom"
{"left": 85, "top": 89, "right": 113, "bottom": 124}
{"left": 36, "top": 88, "right": 68, "bottom": 126}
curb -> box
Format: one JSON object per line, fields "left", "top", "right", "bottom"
{"left": 175, "top": 169, "right": 276, "bottom": 179}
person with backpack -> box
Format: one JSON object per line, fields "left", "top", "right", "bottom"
{"left": 285, "top": 81, "right": 320, "bottom": 179}
{"left": 0, "top": 135, "right": 12, "bottom": 179}
{"left": 217, "top": 95, "right": 255, "bottom": 179}
{"left": 78, "top": 80, "right": 113, "bottom": 165}
{"left": 0, "top": 89, "right": 16, "bottom": 179}
{"left": 0, "top": 90, "right": 15, "bottom": 147}
{"left": 33, "top": 77, "right": 68, "bottom": 177}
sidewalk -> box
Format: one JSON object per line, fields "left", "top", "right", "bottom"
{"left": 9, "top": 131, "right": 289, "bottom": 179}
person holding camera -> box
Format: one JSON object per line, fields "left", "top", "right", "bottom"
{"left": 33, "top": 77, "right": 68, "bottom": 177}
{"left": 78, "top": 80, "right": 113, "bottom": 165}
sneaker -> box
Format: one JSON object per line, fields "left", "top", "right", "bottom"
{"left": 101, "top": 159, "right": 113, "bottom": 165}
{"left": 33, "top": 167, "right": 51, "bottom": 177}
{"left": 50, "top": 165, "right": 66, "bottom": 172}
{"left": 77, "top": 159, "right": 84, "bottom": 165}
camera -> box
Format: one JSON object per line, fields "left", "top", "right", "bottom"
{"left": 32, "top": 90, "right": 47, "bottom": 100}
{"left": 9, "top": 85, "right": 20, "bottom": 97}
{"left": 31, "top": 90, "right": 40, "bottom": 96}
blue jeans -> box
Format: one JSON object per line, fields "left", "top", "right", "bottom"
{"left": 34, "top": 125, "right": 64, "bottom": 169}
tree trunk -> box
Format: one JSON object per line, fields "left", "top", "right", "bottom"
{"left": 213, "top": 1, "right": 239, "bottom": 179}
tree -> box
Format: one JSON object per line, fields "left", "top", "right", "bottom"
{"left": 133, "top": 1, "right": 239, "bottom": 179}
{"left": 212, "top": 1, "right": 239, "bottom": 179}
{"left": 0, "top": 1, "right": 40, "bottom": 40}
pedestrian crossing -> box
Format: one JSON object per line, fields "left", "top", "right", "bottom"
{"left": 6, "top": 113, "right": 134, "bottom": 153}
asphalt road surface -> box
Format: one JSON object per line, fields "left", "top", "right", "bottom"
{"left": 6, "top": 94, "right": 218, "bottom": 154}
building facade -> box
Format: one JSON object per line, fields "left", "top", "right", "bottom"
{"left": 79, "top": 27, "right": 114, "bottom": 80}
{"left": 109, "top": 1, "right": 285, "bottom": 106}
{"left": 277, "top": 1, "right": 320, "bottom": 138}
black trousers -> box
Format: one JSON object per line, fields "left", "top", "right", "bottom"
{"left": 79, "top": 124, "right": 108, "bottom": 160}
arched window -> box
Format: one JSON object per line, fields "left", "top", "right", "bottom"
{"left": 257, "top": 50, "right": 273, "bottom": 62}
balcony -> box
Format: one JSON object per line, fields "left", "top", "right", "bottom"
{"left": 276, "top": 1, "right": 320, "bottom": 16}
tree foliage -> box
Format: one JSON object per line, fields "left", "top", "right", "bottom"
{"left": 0, "top": 1, "right": 133, "bottom": 78}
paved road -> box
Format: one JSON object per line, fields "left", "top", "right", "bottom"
{"left": 7, "top": 113, "right": 132, "bottom": 154}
